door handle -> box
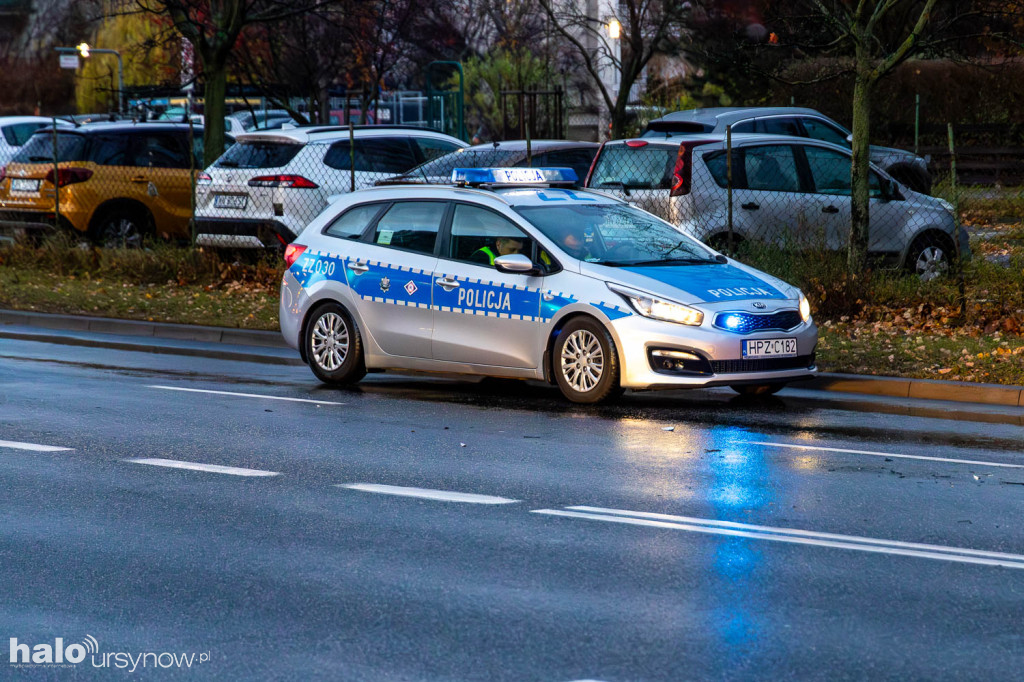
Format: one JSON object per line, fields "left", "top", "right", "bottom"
{"left": 741, "top": 202, "right": 759, "bottom": 210}
{"left": 821, "top": 205, "right": 840, "bottom": 214}
{"left": 349, "top": 262, "right": 368, "bottom": 274}
{"left": 130, "top": 176, "right": 148, "bottom": 184}
{"left": 436, "top": 277, "right": 460, "bottom": 291}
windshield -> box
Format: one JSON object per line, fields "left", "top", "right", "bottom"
{"left": 12, "top": 132, "right": 87, "bottom": 163}
{"left": 514, "top": 204, "right": 716, "bottom": 266}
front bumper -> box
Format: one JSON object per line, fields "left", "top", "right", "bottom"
{"left": 608, "top": 311, "right": 818, "bottom": 389}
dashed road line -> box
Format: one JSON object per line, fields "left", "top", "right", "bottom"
{"left": 126, "top": 458, "right": 281, "bottom": 477}
{"left": 532, "top": 507, "right": 1024, "bottom": 570}
{"left": 148, "top": 385, "right": 345, "bottom": 405}
{"left": 741, "top": 440, "right": 1024, "bottom": 469}
{"left": 338, "top": 483, "right": 519, "bottom": 504}
{"left": 0, "top": 439, "right": 73, "bottom": 452}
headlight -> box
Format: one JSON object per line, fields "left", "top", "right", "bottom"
{"left": 799, "top": 294, "right": 812, "bottom": 322}
{"left": 608, "top": 283, "right": 704, "bottom": 326}
{"left": 936, "top": 198, "right": 955, "bottom": 213}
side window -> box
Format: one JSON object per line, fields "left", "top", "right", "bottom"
{"left": 324, "top": 203, "right": 386, "bottom": 239}
{"left": 702, "top": 149, "right": 742, "bottom": 189}
{"left": 802, "top": 118, "right": 850, "bottom": 146}
{"left": 869, "top": 171, "right": 884, "bottom": 198}
{"left": 134, "top": 133, "right": 188, "bottom": 168}
{"left": 731, "top": 120, "right": 755, "bottom": 134}
{"left": 448, "top": 204, "right": 532, "bottom": 267}
{"left": 372, "top": 201, "right": 446, "bottom": 255}
{"left": 359, "top": 138, "right": 418, "bottom": 173}
{"left": 414, "top": 137, "right": 463, "bottom": 163}
{"left": 323, "top": 141, "right": 366, "bottom": 171}
{"left": 757, "top": 118, "right": 802, "bottom": 136}
{"left": 804, "top": 146, "right": 852, "bottom": 195}
{"left": 4, "top": 122, "right": 49, "bottom": 147}
{"left": 743, "top": 145, "right": 800, "bottom": 192}
{"left": 88, "top": 134, "right": 132, "bottom": 166}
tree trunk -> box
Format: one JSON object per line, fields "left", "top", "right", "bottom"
{"left": 848, "top": 69, "right": 874, "bottom": 274}
{"left": 201, "top": 63, "right": 228, "bottom": 167}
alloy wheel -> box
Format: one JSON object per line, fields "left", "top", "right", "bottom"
{"left": 560, "top": 329, "right": 604, "bottom": 393}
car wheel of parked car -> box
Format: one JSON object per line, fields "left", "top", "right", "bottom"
{"left": 906, "top": 235, "right": 953, "bottom": 282}
{"left": 305, "top": 302, "right": 366, "bottom": 385}
{"left": 730, "top": 382, "right": 786, "bottom": 396}
{"left": 94, "top": 209, "right": 150, "bottom": 249}
{"left": 553, "top": 317, "right": 622, "bottom": 404}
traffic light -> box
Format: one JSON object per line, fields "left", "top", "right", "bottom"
{"left": 76, "top": 43, "right": 90, "bottom": 58}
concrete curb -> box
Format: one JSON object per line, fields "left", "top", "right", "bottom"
{"left": 2, "top": 308, "right": 1022, "bottom": 408}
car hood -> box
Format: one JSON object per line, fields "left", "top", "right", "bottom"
{"left": 586, "top": 262, "right": 796, "bottom": 305}
{"left": 869, "top": 145, "right": 923, "bottom": 164}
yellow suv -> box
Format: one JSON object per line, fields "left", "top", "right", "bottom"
{"left": 0, "top": 122, "right": 222, "bottom": 246}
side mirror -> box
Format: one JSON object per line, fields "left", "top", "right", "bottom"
{"left": 714, "top": 254, "right": 728, "bottom": 264}
{"left": 494, "top": 253, "right": 536, "bottom": 274}
{"left": 883, "top": 178, "right": 903, "bottom": 202}
{"left": 845, "top": 133, "right": 854, "bottom": 144}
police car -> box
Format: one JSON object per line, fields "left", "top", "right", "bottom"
{"left": 279, "top": 168, "right": 817, "bottom": 403}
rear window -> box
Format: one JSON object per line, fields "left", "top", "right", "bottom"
{"left": 589, "top": 145, "right": 677, "bottom": 190}
{"left": 12, "top": 132, "right": 87, "bottom": 163}
{"left": 3, "top": 122, "right": 50, "bottom": 147}
{"left": 215, "top": 140, "right": 301, "bottom": 169}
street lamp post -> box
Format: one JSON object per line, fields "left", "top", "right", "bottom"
{"left": 55, "top": 44, "right": 124, "bottom": 116}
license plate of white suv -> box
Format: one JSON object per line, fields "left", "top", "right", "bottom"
{"left": 214, "top": 194, "right": 247, "bottom": 209}
{"left": 742, "top": 338, "right": 797, "bottom": 359}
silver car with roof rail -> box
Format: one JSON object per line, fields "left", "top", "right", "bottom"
{"left": 279, "top": 167, "right": 817, "bottom": 403}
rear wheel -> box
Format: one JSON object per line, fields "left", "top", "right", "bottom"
{"left": 553, "top": 317, "right": 621, "bottom": 404}
{"left": 94, "top": 208, "right": 150, "bottom": 249}
{"left": 730, "top": 382, "right": 786, "bottom": 396}
{"left": 304, "top": 303, "right": 366, "bottom": 385}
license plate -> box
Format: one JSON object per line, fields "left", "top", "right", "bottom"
{"left": 214, "top": 194, "right": 247, "bottom": 210}
{"left": 742, "top": 338, "right": 797, "bottom": 359}
{"left": 11, "top": 178, "right": 40, "bottom": 193}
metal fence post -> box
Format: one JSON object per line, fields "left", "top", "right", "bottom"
{"left": 349, "top": 120, "right": 355, "bottom": 192}
{"left": 726, "top": 124, "right": 733, "bottom": 254}
{"left": 947, "top": 123, "right": 967, "bottom": 321}
{"left": 188, "top": 116, "right": 197, "bottom": 248}
{"left": 51, "top": 117, "right": 60, "bottom": 232}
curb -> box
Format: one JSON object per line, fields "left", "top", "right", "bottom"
{"left": 2, "top": 309, "right": 1022, "bottom": 408}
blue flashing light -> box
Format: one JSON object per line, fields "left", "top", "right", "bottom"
{"left": 723, "top": 314, "right": 743, "bottom": 330}
{"left": 451, "top": 167, "right": 579, "bottom": 185}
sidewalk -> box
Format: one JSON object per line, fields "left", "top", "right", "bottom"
{"left": 3, "top": 308, "right": 1023, "bottom": 409}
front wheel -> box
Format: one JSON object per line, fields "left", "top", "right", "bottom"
{"left": 730, "top": 383, "right": 786, "bottom": 396}
{"left": 305, "top": 303, "right": 366, "bottom": 385}
{"left": 906, "top": 235, "right": 953, "bottom": 282}
{"left": 553, "top": 317, "right": 621, "bottom": 404}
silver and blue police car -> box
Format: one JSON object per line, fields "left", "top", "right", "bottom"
{"left": 279, "top": 168, "right": 817, "bottom": 403}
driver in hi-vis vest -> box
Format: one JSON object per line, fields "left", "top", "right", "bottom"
{"left": 471, "top": 236, "right": 524, "bottom": 266}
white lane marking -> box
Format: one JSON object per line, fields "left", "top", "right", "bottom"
{"left": 339, "top": 484, "right": 519, "bottom": 505}
{"left": 126, "top": 458, "right": 280, "bottom": 477}
{"left": 0, "top": 438, "right": 73, "bottom": 448}
{"left": 742, "top": 440, "right": 1024, "bottom": 469}
{"left": 532, "top": 509, "right": 1024, "bottom": 570}
{"left": 565, "top": 506, "right": 1024, "bottom": 561}
{"left": 0, "top": 439, "right": 73, "bottom": 452}
{"left": 149, "top": 385, "right": 345, "bottom": 405}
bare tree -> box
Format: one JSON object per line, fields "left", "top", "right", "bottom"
{"left": 538, "top": 0, "right": 691, "bottom": 138}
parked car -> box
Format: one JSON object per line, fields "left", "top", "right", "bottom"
{"left": 279, "top": 167, "right": 816, "bottom": 402}
{"left": 193, "top": 126, "right": 467, "bottom": 248}
{"left": 585, "top": 135, "right": 966, "bottom": 281}
{"left": 0, "top": 122, "right": 223, "bottom": 246}
{"left": 0, "top": 116, "right": 75, "bottom": 165}
{"left": 381, "top": 140, "right": 599, "bottom": 188}
{"left": 229, "top": 109, "right": 301, "bottom": 132}
{"left": 642, "top": 107, "right": 933, "bottom": 195}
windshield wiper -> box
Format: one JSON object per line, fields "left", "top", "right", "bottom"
{"left": 595, "top": 181, "right": 631, "bottom": 197}
{"left": 28, "top": 155, "right": 53, "bottom": 162}
{"left": 624, "top": 258, "right": 719, "bottom": 267}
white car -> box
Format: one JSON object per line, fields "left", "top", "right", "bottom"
{"left": 194, "top": 126, "right": 466, "bottom": 248}
{"left": 586, "top": 135, "right": 967, "bottom": 281}
{"left": 0, "top": 116, "right": 75, "bottom": 165}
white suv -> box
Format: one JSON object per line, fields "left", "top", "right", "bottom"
{"left": 194, "top": 126, "right": 466, "bottom": 248}
{"left": 586, "top": 135, "right": 967, "bottom": 280}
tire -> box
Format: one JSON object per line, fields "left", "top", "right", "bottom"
{"left": 93, "top": 208, "right": 150, "bottom": 249}
{"left": 304, "top": 302, "right": 366, "bottom": 386}
{"left": 553, "top": 317, "right": 621, "bottom": 404}
{"left": 905, "top": 234, "right": 953, "bottom": 282}
{"left": 730, "top": 382, "right": 786, "bottom": 396}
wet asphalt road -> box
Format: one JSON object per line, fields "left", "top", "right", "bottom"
{"left": 2, "top": 336, "right": 1024, "bottom": 681}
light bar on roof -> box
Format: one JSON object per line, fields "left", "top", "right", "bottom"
{"left": 451, "top": 167, "right": 579, "bottom": 185}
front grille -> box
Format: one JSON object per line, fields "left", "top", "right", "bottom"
{"left": 713, "top": 310, "right": 802, "bottom": 334}
{"left": 711, "top": 354, "right": 815, "bottom": 374}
